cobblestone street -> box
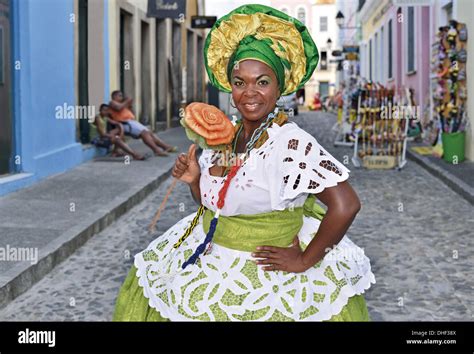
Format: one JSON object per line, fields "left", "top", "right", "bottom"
{"left": 0, "top": 111, "right": 472, "bottom": 321}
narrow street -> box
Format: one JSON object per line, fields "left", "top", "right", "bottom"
{"left": 0, "top": 111, "right": 472, "bottom": 321}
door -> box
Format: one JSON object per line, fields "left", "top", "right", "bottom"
{"left": 120, "top": 10, "right": 134, "bottom": 98}
{"left": 0, "top": 0, "right": 12, "bottom": 174}
{"left": 140, "top": 21, "right": 151, "bottom": 126}
{"left": 396, "top": 7, "right": 402, "bottom": 86}
{"left": 171, "top": 22, "right": 181, "bottom": 117}
{"left": 78, "top": 0, "right": 89, "bottom": 143}
{"left": 196, "top": 35, "right": 204, "bottom": 102}
{"left": 186, "top": 30, "right": 195, "bottom": 103}
{"left": 319, "top": 81, "right": 329, "bottom": 99}
{"left": 155, "top": 19, "right": 167, "bottom": 124}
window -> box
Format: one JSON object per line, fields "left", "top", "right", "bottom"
{"left": 360, "top": 44, "right": 365, "bottom": 78}
{"left": 320, "top": 51, "right": 327, "bottom": 70}
{"left": 407, "top": 6, "right": 415, "bottom": 72}
{"left": 388, "top": 19, "right": 393, "bottom": 79}
{"left": 369, "top": 39, "right": 372, "bottom": 81}
{"left": 374, "top": 32, "right": 378, "bottom": 80}
{"left": 380, "top": 26, "right": 384, "bottom": 82}
{"left": 0, "top": 26, "right": 4, "bottom": 85}
{"left": 320, "top": 16, "right": 328, "bottom": 32}
{"left": 280, "top": 7, "right": 289, "bottom": 15}
{"left": 297, "top": 7, "right": 306, "bottom": 25}
{"left": 319, "top": 82, "right": 329, "bottom": 98}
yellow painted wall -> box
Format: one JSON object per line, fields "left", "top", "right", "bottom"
{"left": 106, "top": 0, "right": 205, "bottom": 127}
{"left": 108, "top": 0, "right": 117, "bottom": 96}
{"left": 107, "top": 0, "right": 157, "bottom": 127}
{"left": 360, "top": 0, "right": 390, "bottom": 41}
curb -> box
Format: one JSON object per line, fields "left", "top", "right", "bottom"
{"left": 0, "top": 167, "right": 173, "bottom": 311}
{"left": 406, "top": 149, "right": 474, "bottom": 205}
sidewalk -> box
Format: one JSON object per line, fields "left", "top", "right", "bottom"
{"left": 407, "top": 141, "right": 474, "bottom": 205}
{"left": 0, "top": 126, "right": 190, "bottom": 309}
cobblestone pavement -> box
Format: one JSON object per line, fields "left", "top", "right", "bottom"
{"left": 0, "top": 111, "right": 472, "bottom": 321}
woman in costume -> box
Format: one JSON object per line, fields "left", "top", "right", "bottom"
{"left": 114, "top": 4, "right": 375, "bottom": 321}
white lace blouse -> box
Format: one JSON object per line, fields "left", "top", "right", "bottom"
{"left": 198, "top": 121, "right": 351, "bottom": 216}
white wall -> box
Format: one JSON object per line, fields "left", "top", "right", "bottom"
{"left": 204, "top": 0, "right": 271, "bottom": 18}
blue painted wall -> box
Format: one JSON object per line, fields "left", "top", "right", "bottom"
{"left": 18, "top": 0, "right": 82, "bottom": 177}
{"left": 1, "top": 0, "right": 105, "bottom": 196}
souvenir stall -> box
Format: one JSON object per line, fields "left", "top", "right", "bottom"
{"left": 333, "top": 76, "right": 359, "bottom": 147}
{"left": 333, "top": 56, "right": 360, "bottom": 147}
{"left": 350, "top": 83, "right": 415, "bottom": 170}
{"left": 431, "top": 20, "right": 468, "bottom": 163}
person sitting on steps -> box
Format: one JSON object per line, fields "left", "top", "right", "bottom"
{"left": 108, "top": 90, "right": 178, "bottom": 157}
{"left": 90, "top": 104, "right": 146, "bottom": 161}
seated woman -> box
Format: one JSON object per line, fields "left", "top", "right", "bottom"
{"left": 113, "top": 4, "right": 375, "bottom": 321}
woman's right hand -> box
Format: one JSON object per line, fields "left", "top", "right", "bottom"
{"left": 172, "top": 144, "right": 201, "bottom": 185}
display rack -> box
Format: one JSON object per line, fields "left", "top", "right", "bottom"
{"left": 351, "top": 84, "right": 413, "bottom": 170}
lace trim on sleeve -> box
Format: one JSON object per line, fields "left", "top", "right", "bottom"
{"left": 198, "top": 149, "right": 219, "bottom": 171}
{"left": 269, "top": 127, "right": 350, "bottom": 205}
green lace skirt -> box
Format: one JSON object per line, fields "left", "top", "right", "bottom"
{"left": 113, "top": 266, "right": 371, "bottom": 322}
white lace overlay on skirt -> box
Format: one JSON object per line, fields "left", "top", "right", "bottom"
{"left": 135, "top": 213, "right": 375, "bottom": 321}
{"left": 134, "top": 122, "right": 375, "bottom": 321}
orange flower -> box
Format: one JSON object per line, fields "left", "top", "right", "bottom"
{"left": 184, "top": 103, "right": 235, "bottom": 146}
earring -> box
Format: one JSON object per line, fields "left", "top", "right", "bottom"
{"left": 230, "top": 96, "right": 236, "bottom": 108}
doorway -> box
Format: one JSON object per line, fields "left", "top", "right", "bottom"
{"left": 140, "top": 20, "right": 151, "bottom": 126}
{"left": 396, "top": 7, "right": 402, "bottom": 86}
{"left": 171, "top": 22, "right": 181, "bottom": 117}
{"left": 186, "top": 30, "right": 195, "bottom": 103}
{"left": 196, "top": 35, "right": 204, "bottom": 102}
{"left": 119, "top": 9, "right": 134, "bottom": 98}
{"left": 155, "top": 19, "right": 167, "bottom": 125}
{"left": 78, "top": 0, "right": 89, "bottom": 143}
{"left": 0, "top": 0, "right": 12, "bottom": 174}
{"left": 319, "top": 81, "right": 329, "bottom": 99}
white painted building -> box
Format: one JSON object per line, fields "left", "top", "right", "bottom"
{"left": 335, "top": 0, "right": 359, "bottom": 89}
{"left": 309, "top": 0, "right": 339, "bottom": 101}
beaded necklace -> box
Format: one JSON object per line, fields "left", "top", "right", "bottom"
{"left": 182, "top": 109, "right": 278, "bottom": 268}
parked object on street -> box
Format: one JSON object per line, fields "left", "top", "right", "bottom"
{"left": 277, "top": 93, "right": 299, "bottom": 116}
{"left": 308, "top": 92, "right": 322, "bottom": 111}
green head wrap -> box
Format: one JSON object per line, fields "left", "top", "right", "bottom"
{"left": 227, "top": 36, "right": 291, "bottom": 93}
{"left": 205, "top": 4, "right": 319, "bottom": 95}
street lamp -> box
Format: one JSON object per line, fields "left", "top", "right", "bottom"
{"left": 335, "top": 11, "right": 360, "bottom": 30}
{"left": 335, "top": 11, "right": 344, "bottom": 28}
{"left": 327, "top": 38, "right": 332, "bottom": 50}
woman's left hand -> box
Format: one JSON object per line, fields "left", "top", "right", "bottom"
{"left": 252, "top": 236, "right": 309, "bottom": 273}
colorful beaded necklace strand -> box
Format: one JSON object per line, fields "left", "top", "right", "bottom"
{"left": 182, "top": 110, "right": 277, "bottom": 269}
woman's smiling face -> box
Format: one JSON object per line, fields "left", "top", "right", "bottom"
{"left": 230, "top": 60, "right": 281, "bottom": 122}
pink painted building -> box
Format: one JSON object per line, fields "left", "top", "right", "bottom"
{"left": 358, "top": 1, "right": 431, "bottom": 118}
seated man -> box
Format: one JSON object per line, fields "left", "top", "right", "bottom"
{"left": 90, "top": 104, "right": 146, "bottom": 161}
{"left": 108, "top": 90, "right": 177, "bottom": 156}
